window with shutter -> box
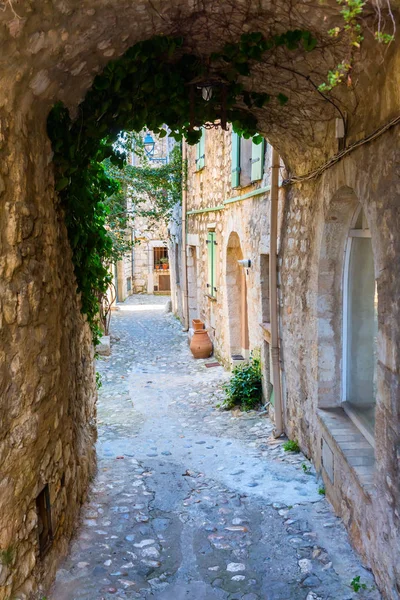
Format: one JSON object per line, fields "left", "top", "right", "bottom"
{"left": 231, "top": 131, "right": 241, "bottom": 188}
{"left": 195, "top": 128, "right": 205, "bottom": 171}
{"left": 251, "top": 138, "right": 265, "bottom": 181}
{"left": 207, "top": 231, "right": 217, "bottom": 297}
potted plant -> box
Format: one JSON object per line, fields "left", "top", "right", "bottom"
{"left": 155, "top": 264, "right": 160, "bottom": 270}
{"left": 160, "top": 257, "right": 169, "bottom": 270}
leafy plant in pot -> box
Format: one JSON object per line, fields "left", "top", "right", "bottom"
{"left": 160, "top": 257, "right": 169, "bottom": 270}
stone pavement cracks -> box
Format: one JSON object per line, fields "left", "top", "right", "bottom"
{"left": 50, "top": 295, "right": 380, "bottom": 600}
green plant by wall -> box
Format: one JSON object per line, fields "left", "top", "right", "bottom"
{"left": 283, "top": 439, "right": 300, "bottom": 452}
{"left": 350, "top": 575, "right": 368, "bottom": 592}
{"left": 223, "top": 353, "right": 263, "bottom": 411}
{"left": 47, "top": 32, "right": 321, "bottom": 343}
{"left": 95, "top": 372, "right": 102, "bottom": 390}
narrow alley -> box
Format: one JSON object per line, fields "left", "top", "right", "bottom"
{"left": 50, "top": 296, "right": 379, "bottom": 600}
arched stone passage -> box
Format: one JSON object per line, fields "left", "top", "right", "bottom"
{"left": 226, "top": 232, "right": 249, "bottom": 361}
{"left": 0, "top": 2, "right": 400, "bottom": 598}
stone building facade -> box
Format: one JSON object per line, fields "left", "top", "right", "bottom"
{"left": 170, "top": 124, "right": 400, "bottom": 599}
{"left": 170, "top": 128, "right": 277, "bottom": 380}
{"left": 114, "top": 131, "right": 174, "bottom": 301}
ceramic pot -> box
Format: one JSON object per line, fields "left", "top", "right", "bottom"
{"left": 162, "top": 263, "right": 169, "bottom": 270}
{"left": 192, "top": 319, "right": 204, "bottom": 331}
{"left": 190, "top": 330, "right": 213, "bottom": 359}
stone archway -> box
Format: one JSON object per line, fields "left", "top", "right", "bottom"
{"left": 226, "top": 231, "right": 249, "bottom": 362}
{"left": 317, "top": 186, "right": 359, "bottom": 409}
{"left": 1, "top": 1, "right": 400, "bottom": 598}
{"left": 317, "top": 186, "right": 378, "bottom": 442}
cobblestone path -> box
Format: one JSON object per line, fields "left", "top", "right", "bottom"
{"left": 51, "top": 295, "right": 380, "bottom": 600}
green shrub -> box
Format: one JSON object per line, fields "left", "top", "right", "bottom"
{"left": 283, "top": 439, "right": 300, "bottom": 452}
{"left": 223, "top": 353, "right": 262, "bottom": 411}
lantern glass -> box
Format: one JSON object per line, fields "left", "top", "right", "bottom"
{"left": 143, "top": 132, "right": 155, "bottom": 157}
{"left": 200, "top": 85, "right": 213, "bottom": 102}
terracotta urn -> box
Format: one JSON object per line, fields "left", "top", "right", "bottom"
{"left": 190, "top": 330, "right": 213, "bottom": 359}
{"left": 192, "top": 319, "right": 204, "bottom": 331}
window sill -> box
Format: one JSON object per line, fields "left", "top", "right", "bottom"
{"left": 259, "top": 322, "right": 271, "bottom": 343}
{"left": 317, "top": 407, "right": 375, "bottom": 498}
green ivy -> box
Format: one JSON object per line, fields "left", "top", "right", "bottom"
{"left": 105, "top": 141, "right": 184, "bottom": 233}
{"left": 47, "top": 32, "right": 317, "bottom": 342}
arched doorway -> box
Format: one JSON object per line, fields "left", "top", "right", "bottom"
{"left": 342, "top": 205, "right": 377, "bottom": 443}
{"left": 226, "top": 232, "right": 249, "bottom": 362}
{"left": 317, "top": 188, "right": 377, "bottom": 444}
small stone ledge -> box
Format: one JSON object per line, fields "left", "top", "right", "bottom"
{"left": 317, "top": 407, "right": 375, "bottom": 498}
{"left": 97, "top": 335, "right": 111, "bottom": 356}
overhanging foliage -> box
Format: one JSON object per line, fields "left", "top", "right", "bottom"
{"left": 48, "top": 31, "right": 321, "bottom": 342}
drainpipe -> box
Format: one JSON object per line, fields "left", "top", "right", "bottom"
{"left": 181, "top": 141, "right": 189, "bottom": 331}
{"left": 270, "top": 147, "right": 284, "bottom": 438}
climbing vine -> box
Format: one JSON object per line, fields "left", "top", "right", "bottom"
{"left": 319, "top": 0, "right": 395, "bottom": 92}
{"left": 104, "top": 139, "right": 183, "bottom": 233}
{"left": 47, "top": 31, "right": 322, "bottom": 342}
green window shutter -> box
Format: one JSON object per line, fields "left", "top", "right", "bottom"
{"left": 207, "top": 231, "right": 217, "bottom": 297}
{"left": 211, "top": 234, "right": 217, "bottom": 297}
{"left": 231, "top": 131, "right": 241, "bottom": 188}
{"left": 251, "top": 138, "right": 265, "bottom": 181}
{"left": 196, "top": 128, "right": 205, "bottom": 170}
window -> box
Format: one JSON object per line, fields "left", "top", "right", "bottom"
{"left": 154, "top": 246, "right": 169, "bottom": 269}
{"left": 207, "top": 231, "right": 217, "bottom": 298}
{"left": 36, "top": 484, "right": 53, "bottom": 556}
{"left": 231, "top": 131, "right": 265, "bottom": 188}
{"left": 343, "top": 206, "right": 377, "bottom": 444}
{"left": 195, "top": 128, "right": 205, "bottom": 171}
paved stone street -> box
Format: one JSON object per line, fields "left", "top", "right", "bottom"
{"left": 50, "top": 295, "right": 380, "bottom": 600}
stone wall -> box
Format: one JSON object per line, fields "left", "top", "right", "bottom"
{"left": 171, "top": 126, "right": 279, "bottom": 373}
{"left": 0, "top": 116, "right": 97, "bottom": 599}
{"left": 279, "top": 129, "right": 400, "bottom": 599}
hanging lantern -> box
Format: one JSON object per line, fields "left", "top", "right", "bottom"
{"left": 200, "top": 84, "right": 213, "bottom": 102}
{"left": 187, "top": 74, "right": 228, "bottom": 131}
{"left": 143, "top": 132, "right": 155, "bottom": 157}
